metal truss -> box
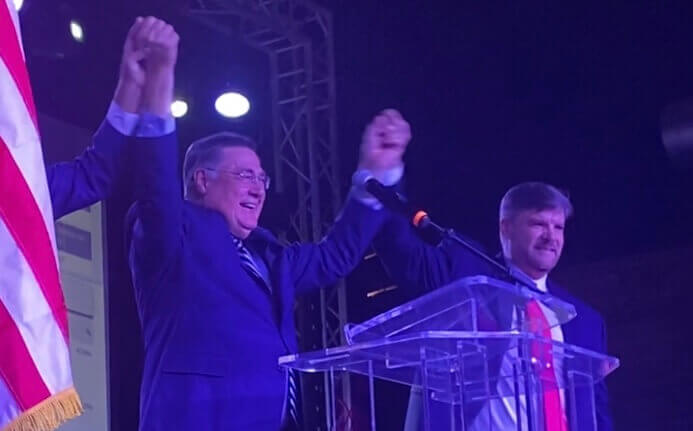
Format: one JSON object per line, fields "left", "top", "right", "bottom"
{"left": 187, "top": 1, "right": 351, "bottom": 429}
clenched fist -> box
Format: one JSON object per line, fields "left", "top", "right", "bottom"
{"left": 359, "top": 109, "right": 411, "bottom": 174}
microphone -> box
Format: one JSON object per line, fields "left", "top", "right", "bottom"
{"left": 362, "top": 177, "right": 443, "bottom": 233}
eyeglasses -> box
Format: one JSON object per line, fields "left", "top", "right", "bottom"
{"left": 203, "top": 168, "right": 271, "bottom": 190}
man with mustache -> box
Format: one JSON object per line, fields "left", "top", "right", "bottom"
{"left": 373, "top": 181, "right": 613, "bottom": 430}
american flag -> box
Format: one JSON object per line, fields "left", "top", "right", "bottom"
{"left": 0, "top": 0, "right": 82, "bottom": 429}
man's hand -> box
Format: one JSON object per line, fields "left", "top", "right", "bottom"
{"left": 359, "top": 109, "right": 411, "bottom": 174}
{"left": 135, "top": 17, "right": 179, "bottom": 117}
{"left": 113, "top": 17, "right": 147, "bottom": 112}
{"left": 136, "top": 17, "right": 179, "bottom": 74}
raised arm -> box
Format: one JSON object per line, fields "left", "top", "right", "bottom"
{"left": 287, "top": 109, "right": 411, "bottom": 293}
{"left": 47, "top": 118, "right": 128, "bottom": 219}
{"left": 48, "top": 20, "right": 146, "bottom": 219}
{"left": 369, "top": 114, "right": 490, "bottom": 293}
{"left": 126, "top": 17, "right": 182, "bottom": 269}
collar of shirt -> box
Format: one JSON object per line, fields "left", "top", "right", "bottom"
{"left": 504, "top": 258, "right": 550, "bottom": 293}
{"left": 533, "top": 274, "right": 548, "bottom": 292}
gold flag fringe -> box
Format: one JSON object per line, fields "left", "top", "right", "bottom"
{"left": 2, "top": 387, "right": 83, "bottom": 431}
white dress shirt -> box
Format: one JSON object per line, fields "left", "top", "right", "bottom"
{"left": 469, "top": 273, "right": 568, "bottom": 430}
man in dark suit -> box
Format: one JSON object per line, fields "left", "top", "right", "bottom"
{"left": 373, "top": 181, "right": 613, "bottom": 431}
{"left": 124, "top": 17, "right": 412, "bottom": 430}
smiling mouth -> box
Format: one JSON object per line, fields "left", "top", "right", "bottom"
{"left": 240, "top": 203, "right": 258, "bottom": 210}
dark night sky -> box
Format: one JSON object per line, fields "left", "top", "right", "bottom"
{"left": 328, "top": 1, "right": 693, "bottom": 264}
{"left": 24, "top": 0, "right": 693, "bottom": 265}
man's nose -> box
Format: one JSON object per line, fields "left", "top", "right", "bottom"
{"left": 248, "top": 183, "right": 264, "bottom": 197}
{"left": 544, "top": 227, "right": 558, "bottom": 242}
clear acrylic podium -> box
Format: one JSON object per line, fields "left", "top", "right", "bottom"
{"left": 279, "top": 276, "right": 619, "bottom": 431}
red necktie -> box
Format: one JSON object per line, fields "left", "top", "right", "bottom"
{"left": 526, "top": 300, "right": 569, "bottom": 431}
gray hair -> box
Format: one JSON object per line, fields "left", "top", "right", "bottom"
{"left": 183, "top": 131, "right": 257, "bottom": 199}
{"left": 499, "top": 182, "right": 574, "bottom": 220}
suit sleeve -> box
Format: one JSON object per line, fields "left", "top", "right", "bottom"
{"left": 47, "top": 120, "right": 128, "bottom": 219}
{"left": 372, "top": 209, "right": 489, "bottom": 294}
{"left": 128, "top": 129, "right": 183, "bottom": 273}
{"left": 285, "top": 196, "right": 386, "bottom": 294}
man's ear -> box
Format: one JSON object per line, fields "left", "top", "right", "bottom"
{"left": 499, "top": 217, "right": 513, "bottom": 257}
{"left": 499, "top": 217, "right": 511, "bottom": 239}
{"left": 193, "top": 169, "right": 209, "bottom": 196}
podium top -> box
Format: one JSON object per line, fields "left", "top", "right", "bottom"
{"left": 345, "top": 275, "right": 577, "bottom": 344}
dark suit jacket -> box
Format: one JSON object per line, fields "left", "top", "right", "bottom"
{"left": 47, "top": 121, "right": 127, "bottom": 218}
{"left": 126, "top": 132, "right": 386, "bottom": 430}
{"left": 373, "top": 211, "right": 613, "bottom": 431}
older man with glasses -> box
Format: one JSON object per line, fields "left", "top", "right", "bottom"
{"left": 124, "top": 16, "right": 411, "bottom": 431}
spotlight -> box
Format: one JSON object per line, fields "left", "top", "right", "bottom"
{"left": 70, "top": 20, "right": 84, "bottom": 42}
{"left": 13, "top": 0, "right": 24, "bottom": 11}
{"left": 171, "top": 100, "right": 188, "bottom": 118}
{"left": 215, "top": 92, "right": 250, "bottom": 118}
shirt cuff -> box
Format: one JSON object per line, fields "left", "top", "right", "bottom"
{"left": 106, "top": 101, "right": 139, "bottom": 136}
{"left": 350, "top": 165, "right": 404, "bottom": 210}
{"left": 135, "top": 112, "right": 176, "bottom": 137}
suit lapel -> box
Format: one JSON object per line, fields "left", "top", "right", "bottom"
{"left": 545, "top": 281, "right": 578, "bottom": 344}
{"left": 246, "top": 230, "right": 292, "bottom": 335}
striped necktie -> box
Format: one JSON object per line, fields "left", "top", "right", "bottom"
{"left": 231, "top": 237, "right": 270, "bottom": 293}
{"left": 287, "top": 368, "right": 301, "bottom": 429}
{"left": 232, "top": 238, "right": 299, "bottom": 427}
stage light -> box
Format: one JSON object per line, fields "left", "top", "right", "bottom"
{"left": 13, "top": 0, "right": 23, "bottom": 11}
{"left": 171, "top": 100, "right": 188, "bottom": 118}
{"left": 70, "top": 20, "right": 84, "bottom": 42}
{"left": 215, "top": 92, "right": 250, "bottom": 118}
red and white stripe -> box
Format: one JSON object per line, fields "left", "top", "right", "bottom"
{"left": 0, "top": 0, "right": 76, "bottom": 428}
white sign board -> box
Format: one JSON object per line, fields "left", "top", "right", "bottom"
{"left": 56, "top": 203, "right": 109, "bottom": 431}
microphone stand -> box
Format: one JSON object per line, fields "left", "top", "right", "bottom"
{"left": 360, "top": 177, "right": 540, "bottom": 293}
{"left": 415, "top": 215, "right": 540, "bottom": 293}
